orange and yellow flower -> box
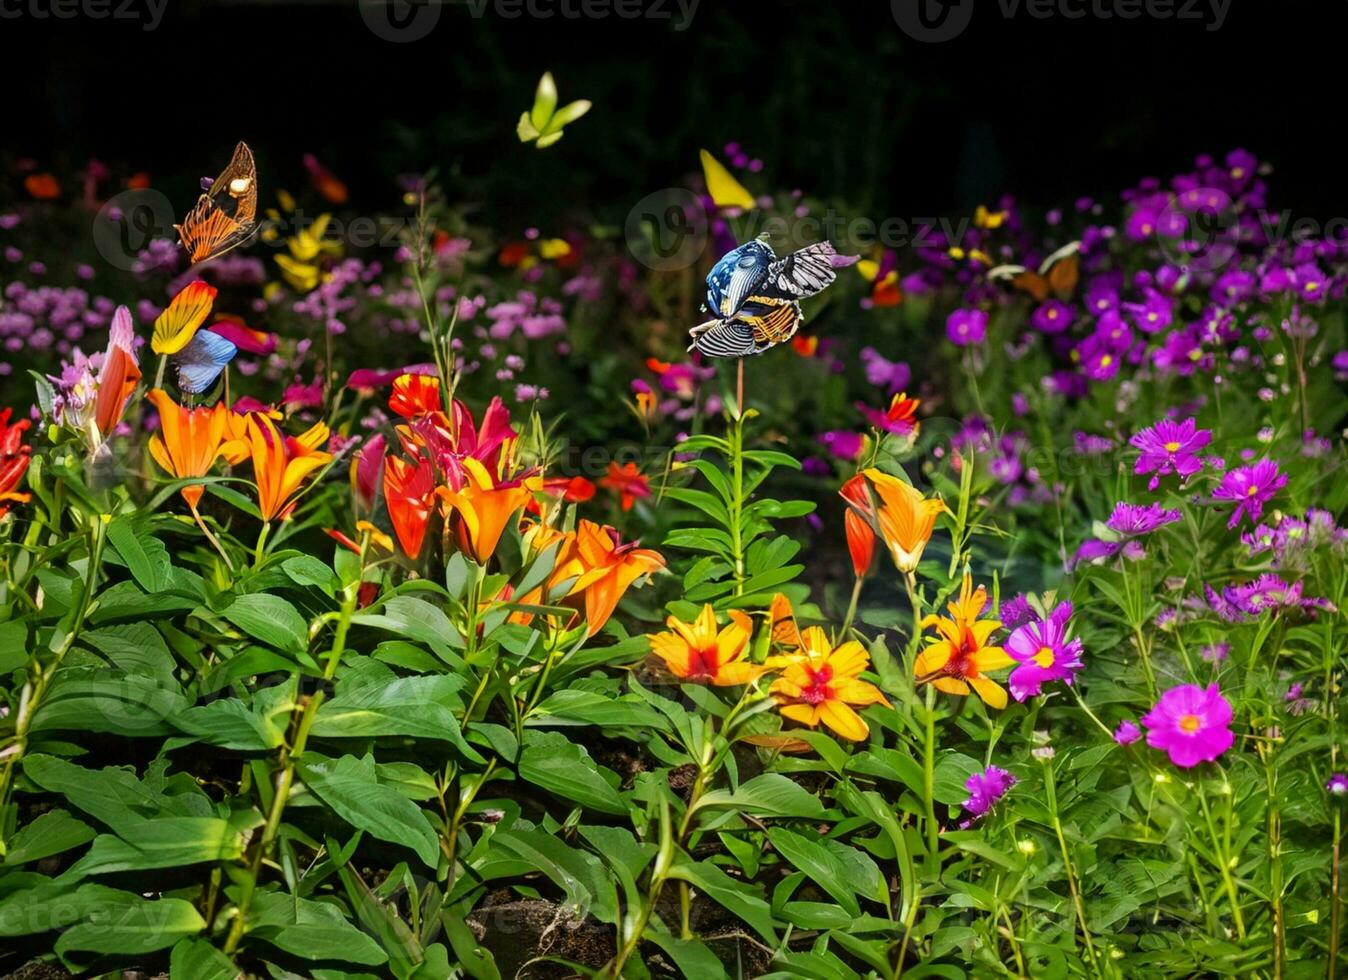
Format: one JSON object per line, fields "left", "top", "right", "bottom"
{"left": 389, "top": 373, "right": 443, "bottom": 419}
{"left": 561, "top": 520, "right": 664, "bottom": 636}
{"left": 600, "top": 461, "right": 651, "bottom": 512}
{"left": 244, "top": 414, "right": 334, "bottom": 521}
{"left": 151, "top": 280, "right": 217, "bottom": 356}
{"left": 913, "top": 572, "right": 1013, "bottom": 708}
{"left": 649, "top": 605, "right": 759, "bottom": 686}
{"left": 861, "top": 468, "right": 946, "bottom": 574}
{"left": 436, "top": 457, "right": 540, "bottom": 563}
{"left": 770, "top": 627, "right": 890, "bottom": 741}
{"left": 384, "top": 454, "right": 436, "bottom": 559}
{"left": 147, "top": 389, "right": 234, "bottom": 510}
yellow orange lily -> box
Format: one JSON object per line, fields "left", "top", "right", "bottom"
{"left": 152, "top": 280, "right": 217, "bottom": 355}
{"left": 769, "top": 627, "right": 890, "bottom": 741}
{"left": 913, "top": 572, "right": 1013, "bottom": 708}
{"left": 244, "top": 413, "right": 334, "bottom": 521}
{"left": 436, "top": 457, "right": 541, "bottom": 563}
{"left": 649, "top": 605, "right": 759, "bottom": 686}
{"left": 862, "top": 468, "right": 946, "bottom": 574}
{"left": 567, "top": 520, "right": 665, "bottom": 636}
{"left": 147, "top": 389, "right": 233, "bottom": 510}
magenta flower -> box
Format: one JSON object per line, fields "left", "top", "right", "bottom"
{"left": 958, "top": 766, "right": 1016, "bottom": 828}
{"left": 1328, "top": 773, "right": 1348, "bottom": 796}
{"left": 1005, "top": 602, "right": 1085, "bottom": 702}
{"left": 946, "top": 308, "right": 988, "bottom": 347}
{"left": 1114, "top": 720, "right": 1142, "bottom": 745}
{"left": 1212, "top": 459, "right": 1287, "bottom": 528}
{"left": 1129, "top": 417, "right": 1212, "bottom": 490}
{"left": 1141, "top": 684, "right": 1234, "bottom": 768}
{"left": 817, "top": 429, "right": 865, "bottom": 462}
{"left": 1106, "top": 502, "right": 1182, "bottom": 537}
{"left": 1031, "top": 300, "right": 1073, "bottom": 334}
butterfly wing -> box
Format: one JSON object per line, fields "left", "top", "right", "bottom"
{"left": 173, "top": 329, "right": 238, "bottom": 395}
{"left": 712, "top": 241, "right": 775, "bottom": 317}
{"left": 762, "top": 241, "right": 838, "bottom": 300}
{"left": 1042, "top": 246, "right": 1081, "bottom": 301}
{"left": 688, "top": 317, "right": 758, "bottom": 358}
{"left": 743, "top": 298, "right": 802, "bottom": 347}
{"left": 699, "top": 149, "right": 755, "bottom": 210}
{"left": 175, "top": 142, "right": 258, "bottom": 265}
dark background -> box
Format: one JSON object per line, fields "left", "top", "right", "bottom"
{"left": 1, "top": 0, "right": 1343, "bottom": 227}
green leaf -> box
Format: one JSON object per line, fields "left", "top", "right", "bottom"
{"left": 668, "top": 859, "right": 777, "bottom": 943}
{"left": 932, "top": 752, "right": 983, "bottom": 805}
{"left": 174, "top": 696, "right": 288, "bottom": 751}
{"left": 297, "top": 754, "right": 440, "bottom": 867}
{"left": 67, "top": 817, "right": 246, "bottom": 875}
{"left": 694, "top": 773, "right": 827, "bottom": 820}
{"left": 32, "top": 669, "right": 188, "bottom": 737}
{"left": 170, "top": 938, "right": 240, "bottom": 980}
{"left": 2, "top": 809, "right": 96, "bottom": 865}
{"left": 106, "top": 518, "right": 173, "bottom": 594}
{"left": 54, "top": 886, "right": 205, "bottom": 956}
{"left": 311, "top": 675, "right": 482, "bottom": 762}
{"left": 245, "top": 888, "right": 388, "bottom": 966}
{"left": 766, "top": 827, "right": 861, "bottom": 917}
{"left": 518, "top": 730, "right": 627, "bottom": 815}
{"left": 223, "top": 593, "right": 309, "bottom": 654}
{"left": 283, "top": 554, "right": 340, "bottom": 595}
{"left": 352, "top": 594, "right": 461, "bottom": 655}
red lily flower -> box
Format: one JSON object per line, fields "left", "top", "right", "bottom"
{"left": 383, "top": 454, "right": 436, "bottom": 560}
{"left": 0, "top": 408, "right": 33, "bottom": 520}
{"left": 601, "top": 462, "right": 652, "bottom": 512}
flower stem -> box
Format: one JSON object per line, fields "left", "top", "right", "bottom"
{"left": 922, "top": 683, "right": 940, "bottom": 873}
{"left": 190, "top": 501, "right": 234, "bottom": 574}
{"left": 253, "top": 521, "right": 271, "bottom": 569}
{"left": 1043, "top": 754, "right": 1100, "bottom": 974}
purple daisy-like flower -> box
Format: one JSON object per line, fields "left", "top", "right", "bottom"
{"left": 1129, "top": 417, "right": 1212, "bottom": 490}
{"left": 1114, "top": 720, "right": 1142, "bottom": 746}
{"left": 1211, "top": 459, "right": 1287, "bottom": 529}
{"left": 958, "top": 766, "right": 1016, "bottom": 828}
{"left": 1328, "top": 773, "right": 1348, "bottom": 796}
{"left": 1200, "top": 642, "right": 1230, "bottom": 663}
{"left": 1141, "top": 683, "right": 1234, "bottom": 769}
{"left": 1005, "top": 602, "right": 1085, "bottom": 702}
{"left": 1072, "top": 538, "right": 1122, "bottom": 566}
{"left": 946, "top": 308, "right": 988, "bottom": 347}
{"left": 1106, "top": 502, "right": 1182, "bottom": 537}
{"left": 1031, "top": 300, "right": 1073, "bottom": 334}
{"left": 817, "top": 429, "right": 864, "bottom": 462}
{"left": 999, "top": 594, "right": 1034, "bottom": 630}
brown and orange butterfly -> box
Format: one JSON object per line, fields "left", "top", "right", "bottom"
{"left": 987, "top": 240, "right": 1081, "bottom": 302}
{"left": 175, "top": 142, "right": 259, "bottom": 265}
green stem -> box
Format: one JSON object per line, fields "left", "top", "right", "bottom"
{"left": 729, "top": 411, "right": 745, "bottom": 597}
{"left": 922, "top": 683, "right": 939, "bottom": 873}
{"left": 1196, "top": 779, "right": 1247, "bottom": 940}
{"left": 1043, "top": 755, "right": 1100, "bottom": 974}
{"left": 1331, "top": 807, "right": 1342, "bottom": 979}
{"left": 0, "top": 516, "right": 107, "bottom": 830}
{"left": 253, "top": 521, "right": 271, "bottom": 569}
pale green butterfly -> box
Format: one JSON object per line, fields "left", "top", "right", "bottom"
{"left": 516, "top": 72, "right": 592, "bottom": 149}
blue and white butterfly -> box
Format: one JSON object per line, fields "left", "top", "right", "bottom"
{"left": 691, "top": 239, "right": 839, "bottom": 358}
{"left": 173, "top": 328, "right": 238, "bottom": 396}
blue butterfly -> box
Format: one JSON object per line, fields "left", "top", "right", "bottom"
{"left": 691, "top": 240, "right": 839, "bottom": 358}
{"left": 173, "top": 328, "right": 238, "bottom": 395}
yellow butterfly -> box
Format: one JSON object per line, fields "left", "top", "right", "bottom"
{"left": 517, "top": 72, "right": 591, "bottom": 149}
{"left": 699, "top": 149, "right": 755, "bottom": 210}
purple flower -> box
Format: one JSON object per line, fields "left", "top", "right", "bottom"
{"left": 1113, "top": 720, "right": 1142, "bottom": 746}
{"left": 999, "top": 593, "right": 1034, "bottom": 630}
{"left": 1005, "top": 602, "right": 1085, "bottom": 701}
{"left": 958, "top": 766, "right": 1016, "bottom": 828}
{"left": 1221, "top": 574, "right": 1334, "bottom": 619}
{"left": 1200, "top": 643, "right": 1230, "bottom": 663}
{"left": 1072, "top": 538, "right": 1122, "bottom": 566}
{"left": 1141, "top": 683, "right": 1235, "bottom": 769}
{"left": 1106, "top": 502, "right": 1182, "bottom": 537}
{"left": 1031, "top": 300, "right": 1073, "bottom": 334}
{"left": 1212, "top": 459, "right": 1287, "bottom": 528}
{"left": 817, "top": 429, "right": 865, "bottom": 462}
{"left": 1328, "top": 773, "right": 1348, "bottom": 796}
{"left": 1129, "top": 417, "right": 1211, "bottom": 490}
{"left": 1122, "top": 289, "right": 1173, "bottom": 334}
{"left": 947, "top": 308, "right": 988, "bottom": 346}
{"left": 859, "top": 347, "right": 911, "bottom": 394}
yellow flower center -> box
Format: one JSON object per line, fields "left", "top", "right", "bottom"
{"left": 1099, "top": 355, "right": 1113, "bottom": 368}
{"left": 1164, "top": 441, "right": 1181, "bottom": 452}
{"left": 1179, "top": 714, "right": 1202, "bottom": 734}
{"left": 1033, "top": 646, "right": 1055, "bottom": 668}
{"left": 1247, "top": 485, "right": 1259, "bottom": 497}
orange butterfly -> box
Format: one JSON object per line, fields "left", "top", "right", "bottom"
{"left": 988, "top": 241, "right": 1080, "bottom": 302}
{"left": 175, "top": 142, "right": 259, "bottom": 264}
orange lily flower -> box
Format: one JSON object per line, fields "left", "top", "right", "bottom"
{"left": 862, "top": 468, "right": 946, "bottom": 574}
{"left": 600, "top": 461, "right": 652, "bottom": 512}
{"left": 913, "top": 572, "right": 1013, "bottom": 708}
{"left": 839, "top": 474, "right": 877, "bottom": 578}
{"left": 389, "top": 373, "right": 443, "bottom": 419}
{"left": 147, "top": 389, "right": 234, "bottom": 510}
{"left": 383, "top": 454, "right": 436, "bottom": 559}
{"left": 436, "top": 457, "right": 540, "bottom": 563}
{"left": 93, "top": 306, "right": 141, "bottom": 441}
{"left": 245, "top": 414, "right": 334, "bottom": 521}
{"left": 567, "top": 520, "right": 665, "bottom": 636}
{"left": 0, "top": 409, "right": 33, "bottom": 520}
{"left": 649, "top": 605, "right": 759, "bottom": 686}
{"left": 770, "top": 627, "right": 890, "bottom": 741}
{"left": 152, "top": 280, "right": 218, "bottom": 356}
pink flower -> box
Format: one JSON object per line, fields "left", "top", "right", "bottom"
{"left": 1113, "top": 719, "right": 1142, "bottom": 745}
{"left": 1129, "top": 417, "right": 1211, "bottom": 490}
{"left": 1212, "top": 459, "right": 1287, "bottom": 529}
{"left": 1141, "top": 683, "right": 1234, "bottom": 768}
{"left": 1004, "top": 602, "right": 1084, "bottom": 702}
